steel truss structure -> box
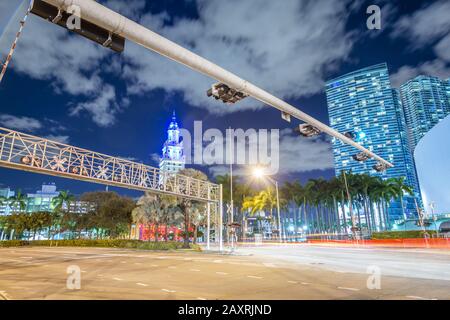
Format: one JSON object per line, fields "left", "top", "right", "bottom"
{"left": 0, "top": 127, "right": 220, "bottom": 203}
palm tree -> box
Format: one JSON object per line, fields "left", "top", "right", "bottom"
{"left": 50, "top": 191, "right": 75, "bottom": 239}
{"left": 388, "top": 177, "right": 413, "bottom": 222}
{"left": 8, "top": 190, "right": 27, "bottom": 213}
{"left": 52, "top": 191, "right": 75, "bottom": 212}
{"left": 178, "top": 168, "right": 208, "bottom": 248}
{"left": 133, "top": 193, "right": 169, "bottom": 242}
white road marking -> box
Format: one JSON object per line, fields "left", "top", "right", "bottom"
{"left": 247, "top": 275, "right": 263, "bottom": 279}
{"left": 338, "top": 287, "right": 360, "bottom": 292}
{"left": 406, "top": 295, "right": 437, "bottom": 300}
{"left": 121, "top": 261, "right": 127, "bottom": 264}
{"left": 184, "top": 258, "right": 192, "bottom": 261}
{"left": 216, "top": 272, "right": 228, "bottom": 275}
{"left": 213, "top": 260, "right": 223, "bottom": 263}
{"left": 197, "top": 297, "right": 207, "bottom": 300}
{"left": 134, "top": 263, "right": 142, "bottom": 265}
{"left": 288, "top": 281, "right": 298, "bottom": 284}
{"left": 0, "top": 291, "right": 10, "bottom": 300}
{"left": 301, "top": 282, "right": 310, "bottom": 285}
{"left": 21, "top": 257, "right": 32, "bottom": 259}
{"left": 150, "top": 264, "right": 159, "bottom": 267}
{"left": 162, "top": 289, "right": 176, "bottom": 293}
{"left": 81, "top": 270, "right": 87, "bottom": 273}
{"left": 263, "top": 263, "right": 277, "bottom": 268}
{"left": 190, "top": 269, "right": 200, "bottom": 272}
{"left": 113, "top": 277, "right": 123, "bottom": 281}
{"left": 136, "top": 283, "right": 149, "bottom": 287}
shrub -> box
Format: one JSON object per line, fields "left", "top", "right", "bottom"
{"left": 371, "top": 230, "right": 437, "bottom": 239}
{"left": 0, "top": 239, "right": 201, "bottom": 251}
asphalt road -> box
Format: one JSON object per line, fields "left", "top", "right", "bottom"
{"left": 0, "top": 244, "right": 449, "bottom": 300}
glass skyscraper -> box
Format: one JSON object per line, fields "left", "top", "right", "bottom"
{"left": 325, "top": 63, "right": 422, "bottom": 221}
{"left": 400, "top": 75, "right": 450, "bottom": 151}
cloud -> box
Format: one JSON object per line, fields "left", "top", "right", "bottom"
{"left": 44, "top": 134, "right": 70, "bottom": 144}
{"left": 70, "top": 85, "right": 119, "bottom": 127}
{"left": 0, "top": 114, "right": 42, "bottom": 131}
{"left": 0, "top": 114, "right": 69, "bottom": 144}
{"left": 206, "top": 128, "right": 334, "bottom": 176}
{"left": 390, "top": 0, "right": 450, "bottom": 86}
{"left": 391, "top": 60, "right": 450, "bottom": 88}
{"left": 0, "top": 0, "right": 124, "bottom": 127}
{"left": 391, "top": 0, "right": 450, "bottom": 48}
{"left": 101, "top": 0, "right": 146, "bottom": 20}
{"left": 123, "top": 0, "right": 358, "bottom": 114}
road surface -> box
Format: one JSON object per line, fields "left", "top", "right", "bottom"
{"left": 0, "top": 244, "right": 449, "bottom": 300}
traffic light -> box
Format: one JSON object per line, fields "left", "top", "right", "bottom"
{"left": 207, "top": 82, "right": 248, "bottom": 104}
{"left": 294, "top": 124, "right": 321, "bottom": 137}
{"left": 352, "top": 152, "right": 371, "bottom": 162}
{"left": 373, "top": 162, "right": 388, "bottom": 172}
{"left": 30, "top": 0, "right": 125, "bottom": 53}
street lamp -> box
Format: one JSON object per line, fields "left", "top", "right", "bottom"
{"left": 252, "top": 167, "right": 283, "bottom": 243}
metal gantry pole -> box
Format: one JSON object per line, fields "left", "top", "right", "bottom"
{"left": 0, "top": 2, "right": 32, "bottom": 84}
{"left": 41, "top": 0, "right": 393, "bottom": 169}
{"left": 275, "top": 180, "right": 283, "bottom": 243}
{"left": 229, "top": 127, "right": 234, "bottom": 249}
{"left": 207, "top": 186, "right": 211, "bottom": 250}
{"left": 219, "top": 184, "right": 224, "bottom": 252}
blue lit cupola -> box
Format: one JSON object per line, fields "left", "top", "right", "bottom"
{"left": 159, "top": 111, "right": 185, "bottom": 174}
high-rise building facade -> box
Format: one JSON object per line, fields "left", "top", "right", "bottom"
{"left": 325, "top": 63, "right": 422, "bottom": 221}
{"left": 400, "top": 75, "right": 450, "bottom": 150}
{"left": 0, "top": 187, "right": 15, "bottom": 216}
{"left": 159, "top": 111, "right": 185, "bottom": 174}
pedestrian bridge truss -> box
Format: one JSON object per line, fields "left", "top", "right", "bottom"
{"left": 0, "top": 127, "right": 220, "bottom": 203}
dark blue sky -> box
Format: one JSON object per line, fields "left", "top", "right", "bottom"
{"left": 0, "top": 0, "right": 448, "bottom": 197}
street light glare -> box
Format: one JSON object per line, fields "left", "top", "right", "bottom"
{"left": 253, "top": 167, "right": 265, "bottom": 178}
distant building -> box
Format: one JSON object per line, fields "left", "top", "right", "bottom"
{"left": 325, "top": 63, "right": 422, "bottom": 222}
{"left": 26, "top": 183, "right": 59, "bottom": 213}
{"left": 400, "top": 75, "right": 450, "bottom": 151}
{"left": 159, "top": 111, "right": 185, "bottom": 174}
{"left": 0, "top": 187, "right": 15, "bottom": 216}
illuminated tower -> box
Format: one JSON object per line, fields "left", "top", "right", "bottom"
{"left": 159, "top": 111, "right": 185, "bottom": 173}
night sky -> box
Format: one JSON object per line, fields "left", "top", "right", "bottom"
{"left": 0, "top": 0, "right": 448, "bottom": 198}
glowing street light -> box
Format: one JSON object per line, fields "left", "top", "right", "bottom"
{"left": 252, "top": 167, "right": 283, "bottom": 243}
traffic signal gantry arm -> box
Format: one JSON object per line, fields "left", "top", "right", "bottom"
{"left": 36, "top": 0, "right": 393, "bottom": 169}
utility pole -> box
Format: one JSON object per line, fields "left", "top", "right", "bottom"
{"left": 229, "top": 127, "right": 234, "bottom": 249}
{"left": 343, "top": 171, "right": 357, "bottom": 240}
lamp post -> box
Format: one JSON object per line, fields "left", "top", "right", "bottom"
{"left": 253, "top": 168, "right": 283, "bottom": 243}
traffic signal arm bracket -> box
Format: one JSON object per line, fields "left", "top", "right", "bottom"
{"left": 30, "top": 0, "right": 125, "bottom": 53}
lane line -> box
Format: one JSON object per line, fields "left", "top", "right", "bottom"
{"left": 190, "top": 269, "right": 201, "bottom": 272}
{"left": 113, "top": 277, "right": 123, "bottom": 281}
{"left": 247, "top": 275, "right": 263, "bottom": 279}
{"left": 136, "top": 283, "right": 149, "bottom": 287}
{"left": 301, "top": 282, "right": 310, "bottom": 285}
{"left": 162, "top": 289, "right": 176, "bottom": 293}
{"left": 288, "top": 281, "right": 298, "bottom": 284}
{"left": 338, "top": 287, "right": 360, "bottom": 292}
{"left": 197, "top": 297, "right": 207, "bottom": 300}
{"left": 216, "top": 272, "right": 228, "bottom": 275}
{"left": 406, "top": 295, "right": 437, "bottom": 300}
